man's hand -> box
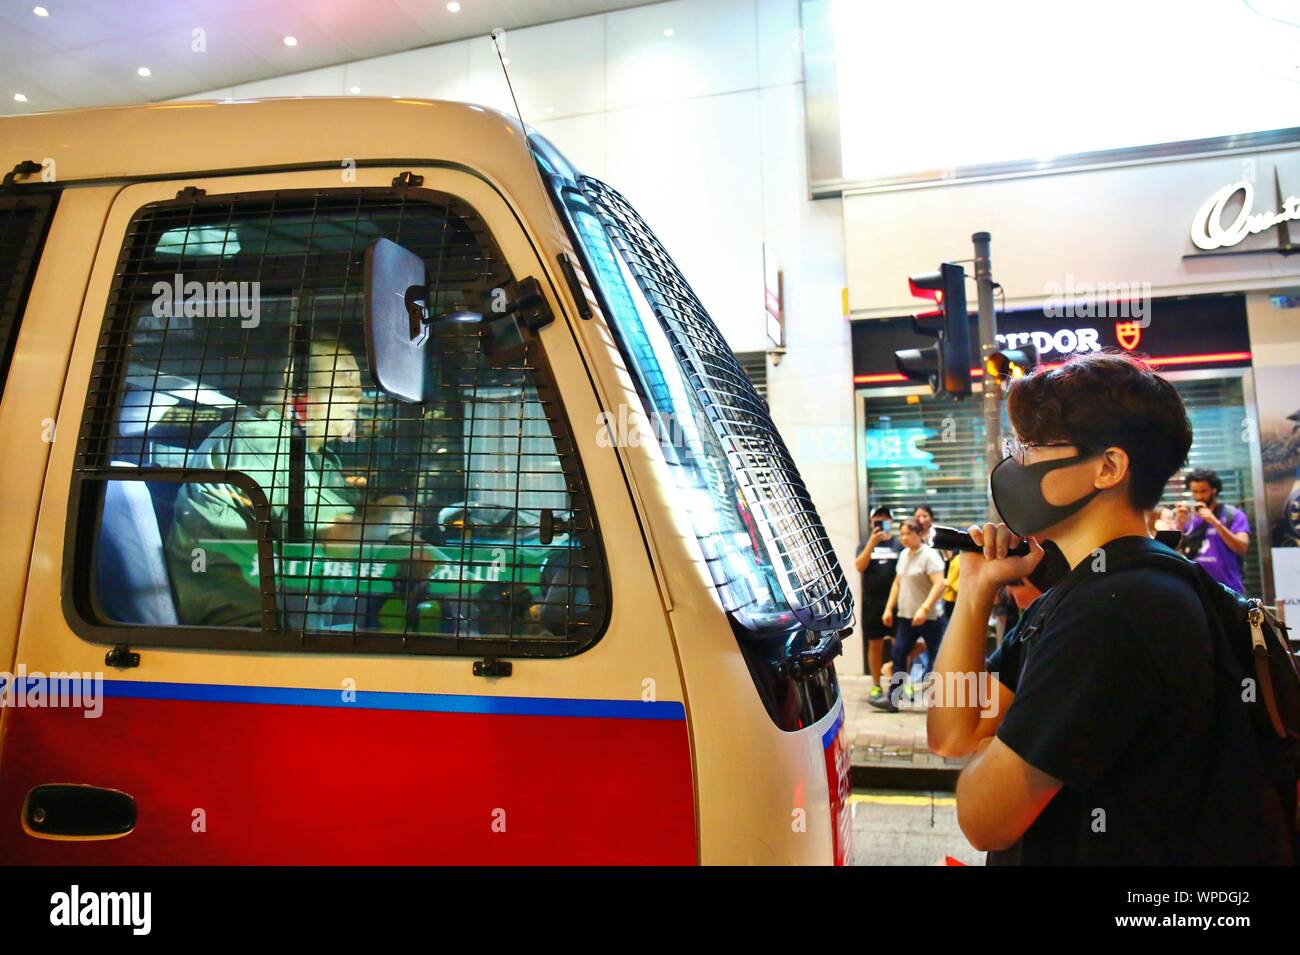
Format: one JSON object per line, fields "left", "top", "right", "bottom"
{"left": 912, "top": 608, "right": 928, "bottom": 626}
{"left": 961, "top": 523, "right": 1046, "bottom": 595}
{"left": 1195, "top": 503, "right": 1215, "bottom": 523}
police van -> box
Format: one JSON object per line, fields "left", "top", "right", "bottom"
{"left": 0, "top": 98, "right": 853, "bottom": 865}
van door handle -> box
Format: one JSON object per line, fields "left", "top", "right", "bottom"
{"left": 23, "top": 784, "right": 136, "bottom": 840}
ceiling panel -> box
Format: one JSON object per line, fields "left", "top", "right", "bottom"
{"left": 0, "top": 0, "right": 657, "bottom": 113}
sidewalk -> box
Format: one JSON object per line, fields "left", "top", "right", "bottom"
{"left": 841, "top": 674, "right": 969, "bottom": 790}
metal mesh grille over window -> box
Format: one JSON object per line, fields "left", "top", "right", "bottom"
{"left": 578, "top": 176, "right": 851, "bottom": 632}
{"left": 74, "top": 188, "right": 607, "bottom": 656}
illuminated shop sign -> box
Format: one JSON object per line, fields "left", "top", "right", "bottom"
{"left": 863, "top": 426, "right": 937, "bottom": 469}
{"left": 1188, "top": 168, "right": 1297, "bottom": 257}
{"left": 851, "top": 294, "right": 1251, "bottom": 386}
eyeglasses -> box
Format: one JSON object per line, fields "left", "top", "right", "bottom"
{"left": 1000, "top": 436, "right": 1087, "bottom": 466}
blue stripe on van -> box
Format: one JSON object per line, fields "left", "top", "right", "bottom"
{"left": 821, "top": 705, "right": 844, "bottom": 750}
{"left": 98, "top": 679, "right": 686, "bottom": 720}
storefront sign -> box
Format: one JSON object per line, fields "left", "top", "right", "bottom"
{"left": 863, "top": 426, "right": 936, "bottom": 469}
{"left": 852, "top": 293, "right": 1251, "bottom": 386}
{"left": 1189, "top": 169, "right": 1297, "bottom": 254}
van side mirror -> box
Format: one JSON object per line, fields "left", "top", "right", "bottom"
{"left": 364, "top": 237, "right": 430, "bottom": 403}
{"left": 366, "top": 237, "right": 558, "bottom": 394}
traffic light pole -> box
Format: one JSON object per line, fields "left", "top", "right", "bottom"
{"left": 972, "top": 231, "right": 1001, "bottom": 519}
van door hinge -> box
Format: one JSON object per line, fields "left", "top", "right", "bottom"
{"left": 175, "top": 186, "right": 206, "bottom": 200}
{"left": 473, "top": 657, "right": 512, "bottom": 678}
{"left": 392, "top": 171, "right": 424, "bottom": 189}
{"left": 104, "top": 645, "right": 140, "bottom": 670}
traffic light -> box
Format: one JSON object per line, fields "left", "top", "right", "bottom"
{"left": 894, "top": 262, "right": 972, "bottom": 397}
{"left": 985, "top": 343, "right": 1039, "bottom": 381}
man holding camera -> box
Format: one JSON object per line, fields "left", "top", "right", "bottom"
{"left": 928, "top": 351, "right": 1280, "bottom": 865}
{"left": 1174, "top": 467, "right": 1250, "bottom": 594}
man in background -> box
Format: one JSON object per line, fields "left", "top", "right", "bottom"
{"left": 1175, "top": 467, "right": 1250, "bottom": 593}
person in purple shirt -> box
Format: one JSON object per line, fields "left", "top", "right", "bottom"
{"left": 1174, "top": 468, "right": 1251, "bottom": 593}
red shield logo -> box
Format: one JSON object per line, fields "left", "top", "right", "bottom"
{"left": 1115, "top": 321, "right": 1142, "bottom": 351}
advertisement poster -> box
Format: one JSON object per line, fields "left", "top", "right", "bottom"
{"left": 1256, "top": 364, "right": 1300, "bottom": 618}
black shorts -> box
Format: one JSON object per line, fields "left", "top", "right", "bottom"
{"left": 860, "top": 599, "right": 890, "bottom": 640}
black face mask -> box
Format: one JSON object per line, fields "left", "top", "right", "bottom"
{"left": 989, "top": 452, "right": 1102, "bottom": 537}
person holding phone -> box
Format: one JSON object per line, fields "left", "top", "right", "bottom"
{"left": 1174, "top": 468, "right": 1250, "bottom": 593}
{"left": 869, "top": 518, "right": 945, "bottom": 712}
{"left": 855, "top": 505, "right": 902, "bottom": 703}
{"left": 926, "top": 351, "right": 1283, "bottom": 865}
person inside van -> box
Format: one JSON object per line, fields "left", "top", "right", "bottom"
{"left": 166, "top": 336, "right": 429, "bottom": 627}
{"left": 928, "top": 351, "right": 1284, "bottom": 864}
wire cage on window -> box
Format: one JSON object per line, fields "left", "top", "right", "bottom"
{"left": 578, "top": 176, "right": 852, "bottom": 634}
{"left": 71, "top": 187, "right": 608, "bottom": 657}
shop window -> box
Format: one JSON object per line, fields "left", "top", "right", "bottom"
{"left": 69, "top": 188, "right": 607, "bottom": 657}
{"left": 1159, "top": 376, "right": 1262, "bottom": 597}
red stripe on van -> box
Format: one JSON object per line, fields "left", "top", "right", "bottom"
{"left": 0, "top": 697, "right": 697, "bottom": 865}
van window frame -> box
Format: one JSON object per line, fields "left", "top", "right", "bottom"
{"left": 62, "top": 182, "right": 612, "bottom": 658}
{"left": 0, "top": 189, "right": 60, "bottom": 399}
{"left": 540, "top": 166, "right": 852, "bottom": 637}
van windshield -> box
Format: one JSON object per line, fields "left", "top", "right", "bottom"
{"left": 544, "top": 162, "right": 852, "bottom": 635}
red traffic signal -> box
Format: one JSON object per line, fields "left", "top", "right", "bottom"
{"left": 896, "top": 263, "right": 972, "bottom": 397}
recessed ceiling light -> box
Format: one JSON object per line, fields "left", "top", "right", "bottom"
{"left": 32, "top": 6, "right": 49, "bottom": 16}
{"left": 663, "top": 28, "right": 674, "bottom": 36}
{"left": 446, "top": 2, "right": 461, "bottom": 12}
{"left": 349, "top": 86, "right": 361, "bottom": 94}
{"left": 282, "top": 35, "right": 298, "bottom": 47}
{"left": 137, "top": 66, "right": 151, "bottom": 77}
{"left": 502, "top": 57, "right": 510, "bottom": 65}
{"left": 545, "top": 106, "right": 555, "bottom": 113}
{"left": 14, "top": 93, "right": 28, "bottom": 102}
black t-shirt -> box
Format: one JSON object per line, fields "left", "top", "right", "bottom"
{"left": 984, "top": 537, "right": 1223, "bottom": 865}
{"left": 859, "top": 535, "right": 903, "bottom": 605}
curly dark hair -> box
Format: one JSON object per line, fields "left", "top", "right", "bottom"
{"left": 1005, "top": 350, "right": 1192, "bottom": 510}
{"left": 1184, "top": 468, "right": 1222, "bottom": 493}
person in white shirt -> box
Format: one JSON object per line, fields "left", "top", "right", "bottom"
{"left": 869, "top": 518, "right": 946, "bottom": 712}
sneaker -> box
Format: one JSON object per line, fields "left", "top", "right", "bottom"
{"left": 867, "top": 693, "right": 899, "bottom": 713}
{"left": 903, "top": 684, "right": 916, "bottom": 703}
{"left": 868, "top": 685, "right": 884, "bottom": 702}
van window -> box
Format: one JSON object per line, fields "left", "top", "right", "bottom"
{"left": 0, "top": 192, "right": 58, "bottom": 397}
{"left": 70, "top": 188, "right": 607, "bottom": 657}
{"left": 558, "top": 177, "right": 851, "bottom": 635}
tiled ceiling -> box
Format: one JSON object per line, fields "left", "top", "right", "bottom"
{"left": 0, "top": 0, "right": 655, "bottom": 112}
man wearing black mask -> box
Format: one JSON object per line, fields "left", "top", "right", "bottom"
{"left": 927, "top": 351, "right": 1283, "bottom": 865}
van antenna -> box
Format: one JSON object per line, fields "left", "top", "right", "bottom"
{"left": 488, "top": 28, "right": 561, "bottom": 259}
{"left": 490, "top": 29, "right": 528, "bottom": 140}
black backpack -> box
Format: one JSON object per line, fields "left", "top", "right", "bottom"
{"left": 1018, "top": 537, "right": 1300, "bottom": 864}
